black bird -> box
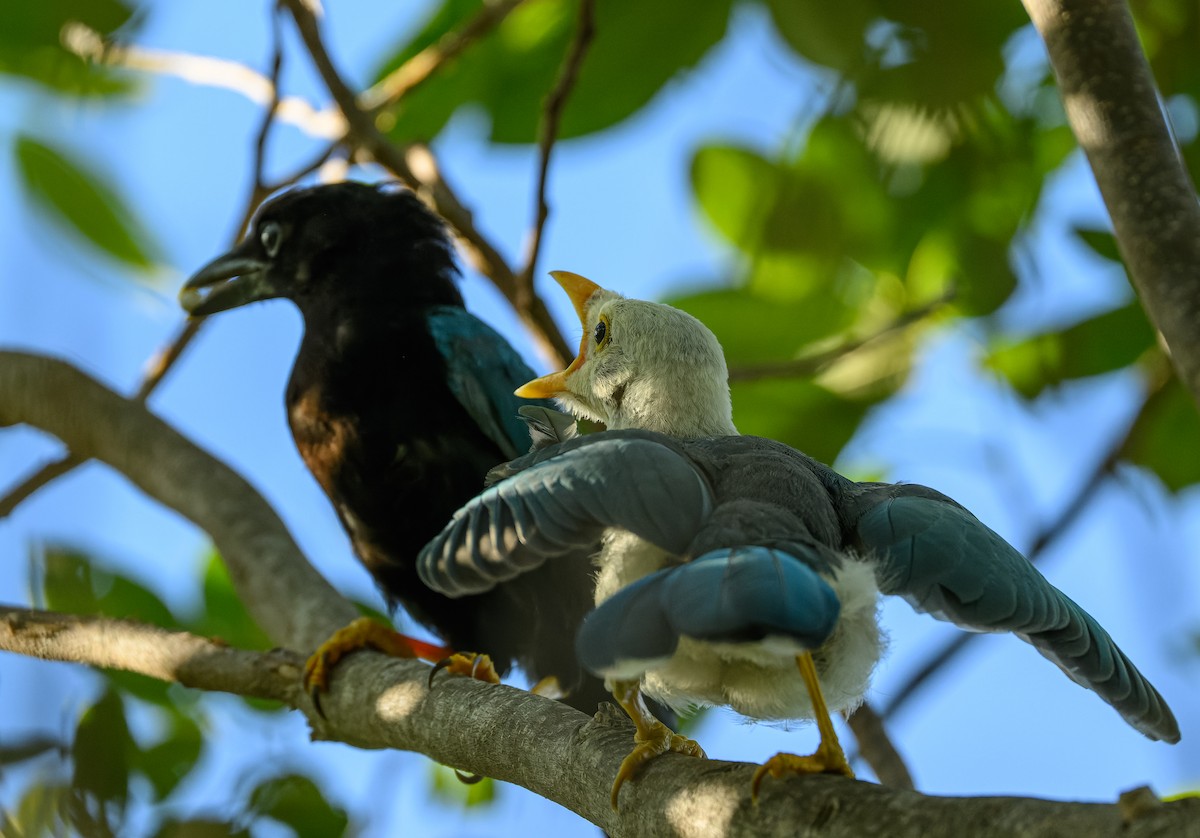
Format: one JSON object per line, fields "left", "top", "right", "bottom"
{"left": 179, "top": 181, "right": 603, "bottom": 711}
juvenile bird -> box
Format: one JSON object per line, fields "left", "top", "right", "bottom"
{"left": 419, "top": 271, "right": 1180, "bottom": 806}
{"left": 179, "top": 183, "right": 602, "bottom": 711}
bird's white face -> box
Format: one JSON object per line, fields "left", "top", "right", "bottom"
{"left": 518, "top": 272, "right": 737, "bottom": 438}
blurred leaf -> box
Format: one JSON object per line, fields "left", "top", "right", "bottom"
{"left": 42, "top": 547, "right": 178, "bottom": 629}
{"left": 0, "top": 0, "right": 136, "bottom": 96}
{"left": 153, "top": 821, "right": 251, "bottom": 838}
{"left": 11, "top": 781, "right": 71, "bottom": 838}
{"left": 765, "top": 0, "right": 874, "bottom": 71}
{"left": 105, "top": 670, "right": 176, "bottom": 707}
{"left": 1122, "top": 377, "right": 1200, "bottom": 491}
{"left": 249, "top": 774, "right": 349, "bottom": 838}
{"left": 732, "top": 378, "right": 878, "bottom": 463}
{"left": 135, "top": 714, "right": 203, "bottom": 800}
{"left": 194, "top": 551, "right": 271, "bottom": 651}
{"left": 72, "top": 689, "right": 131, "bottom": 807}
{"left": 1075, "top": 227, "right": 1123, "bottom": 263}
{"left": 14, "top": 135, "right": 157, "bottom": 270}
{"left": 986, "top": 303, "right": 1157, "bottom": 397}
{"left": 431, "top": 763, "right": 496, "bottom": 807}
{"left": 379, "top": 0, "right": 731, "bottom": 144}
{"left": 668, "top": 286, "right": 854, "bottom": 364}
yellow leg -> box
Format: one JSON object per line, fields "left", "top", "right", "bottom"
{"left": 751, "top": 651, "right": 854, "bottom": 801}
{"left": 609, "top": 680, "right": 705, "bottom": 810}
{"left": 428, "top": 652, "right": 501, "bottom": 687}
{"left": 303, "top": 617, "right": 452, "bottom": 715}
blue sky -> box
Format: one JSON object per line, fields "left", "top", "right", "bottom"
{"left": 0, "top": 1, "right": 1196, "bottom": 834}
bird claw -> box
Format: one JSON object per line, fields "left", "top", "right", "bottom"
{"left": 303, "top": 617, "right": 450, "bottom": 718}
{"left": 750, "top": 744, "right": 854, "bottom": 802}
{"left": 529, "top": 675, "right": 566, "bottom": 700}
{"left": 610, "top": 720, "right": 705, "bottom": 810}
{"left": 428, "top": 652, "right": 501, "bottom": 689}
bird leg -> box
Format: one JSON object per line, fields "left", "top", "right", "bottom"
{"left": 303, "top": 616, "right": 453, "bottom": 716}
{"left": 609, "top": 679, "right": 706, "bottom": 810}
{"left": 751, "top": 651, "right": 854, "bottom": 801}
{"left": 427, "top": 652, "right": 501, "bottom": 687}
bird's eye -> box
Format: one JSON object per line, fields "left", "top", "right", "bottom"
{"left": 594, "top": 314, "right": 610, "bottom": 348}
{"left": 260, "top": 222, "right": 283, "bottom": 257}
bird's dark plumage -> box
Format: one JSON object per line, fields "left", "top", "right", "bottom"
{"left": 181, "top": 181, "right": 602, "bottom": 708}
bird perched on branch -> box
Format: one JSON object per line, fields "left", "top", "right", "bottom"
{"left": 419, "top": 271, "right": 1180, "bottom": 807}
{"left": 179, "top": 182, "right": 603, "bottom": 712}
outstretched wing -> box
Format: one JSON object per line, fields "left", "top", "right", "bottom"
{"left": 852, "top": 488, "right": 1179, "bottom": 743}
{"left": 426, "top": 306, "right": 548, "bottom": 459}
{"left": 576, "top": 546, "right": 841, "bottom": 678}
{"left": 418, "top": 434, "right": 713, "bottom": 597}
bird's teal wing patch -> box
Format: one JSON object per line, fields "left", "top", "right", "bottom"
{"left": 856, "top": 492, "right": 1180, "bottom": 743}
{"left": 418, "top": 435, "right": 713, "bottom": 597}
{"left": 576, "top": 547, "right": 840, "bottom": 678}
{"left": 426, "top": 306, "right": 549, "bottom": 459}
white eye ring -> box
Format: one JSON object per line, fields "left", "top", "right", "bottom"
{"left": 260, "top": 222, "right": 283, "bottom": 257}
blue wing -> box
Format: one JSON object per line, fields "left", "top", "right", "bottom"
{"left": 854, "top": 491, "right": 1180, "bottom": 743}
{"left": 418, "top": 434, "right": 714, "bottom": 597}
{"left": 426, "top": 306, "right": 548, "bottom": 458}
{"left": 576, "top": 546, "right": 841, "bottom": 678}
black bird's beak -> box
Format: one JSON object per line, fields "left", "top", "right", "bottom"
{"left": 179, "top": 238, "right": 277, "bottom": 317}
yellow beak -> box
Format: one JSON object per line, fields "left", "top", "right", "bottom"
{"left": 515, "top": 271, "right": 603, "bottom": 399}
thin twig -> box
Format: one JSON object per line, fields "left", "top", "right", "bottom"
{"left": 280, "top": 0, "right": 572, "bottom": 365}
{"left": 845, "top": 703, "right": 914, "bottom": 789}
{"left": 61, "top": 22, "right": 342, "bottom": 139}
{"left": 517, "top": 0, "right": 596, "bottom": 306}
{"left": 361, "top": 0, "right": 526, "bottom": 112}
{"left": 728, "top": 285, "right": 955, "bottom": 383}
{"left": 0, "top": 455, "right": 82, "bottom": 520}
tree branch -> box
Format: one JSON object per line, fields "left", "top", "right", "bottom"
{"left": 279, "top": 0, "right": 572, "bottom": 366}
{"left": 1023, "top": 0, "right": 1200, "bottom": 407}
{"left": 1, "top": 605, "right": 1194, "bottom": 838}
{"left": 0, "top": 351, "right": 357, "bottom": 651}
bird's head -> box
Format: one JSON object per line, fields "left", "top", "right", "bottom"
{"left": 179, "top": 181, "right": 462, "bottom": 318}
{"left": 517, "top": 272, "right": 736, "bottom": 438}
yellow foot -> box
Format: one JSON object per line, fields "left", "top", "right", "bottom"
{"left": 750, "top": 744, "right": 854, "bottom": 802}
{"left": 611, "top": 719, "right": 705, "bottom": 809}
{"left": 428, "top": 652, "right": 501, "bottom": 688}
{"left": 303, "top": 616, "right": 451, "bottom": 716}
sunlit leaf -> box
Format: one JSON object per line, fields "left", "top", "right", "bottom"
{"left": 72, "top": 689, "right": 131, "bottom": 807}
{"left": 14, "top": 135, "right": 158, "bottom": 270}
{"left": 431, "top": 763, "right": 496, "bottom": 807}
{"left": 1122, "top": 377, "right": 1200, "bottom": 491}
{"left": 249, "top": 774, "right": 349, "bottom": 838}
{"left": 986, "top": 303, "right": 1157, "bottom": 397}
{"left": 0, "top": 0, "right": 136, "bottom": 96}
{"left": 12, "top": 781, "right": 71, "bottom": 838}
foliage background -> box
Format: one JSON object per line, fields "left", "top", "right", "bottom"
{"left": 0, "top": 0, "right": 1197, "bottom": 834}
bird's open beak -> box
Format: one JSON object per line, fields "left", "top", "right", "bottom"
{"left": 515, "top": 271, "right": 603, "bottom": 398}
{"left": 179, "top": 238, "right": 276, "bottom": 317}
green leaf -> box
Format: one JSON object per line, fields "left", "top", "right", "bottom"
{"left": 11, "top": 781, "right": 72, "bottom": 838}
{"left": 0, "top": 0, "right": 136, "bottom": 96}
{"left": 153, "top": 820, "right": 252, "bottom": 838}
{"left": 732, "top": 378, "right": 877, "bottom": 463}
{"left": 194, "top": 551, "right": 271, "bottom": 651}
{"left": 249, "top": 774, "right": 349, "bottom": 838}
{"left": 431, "top": 763, "right": 496, "bottom": 807}
{"left": 72, "top": 690, "right": 131, "bottom": 807}
{"left": 42, "top": 546, "right": 178, "bottom": 629}
{"left": 134, "top": 715, "right": 203, "bottom": 801}
{"left": 378, "top": 0, "right": 732, "bottom": 143}
{"left": 986, "top": 303, "right": 1157, "bottom": 398}
{"left": 1075, "top": 227, "right": 1123, "bottom": 263}
{"left": 14, "top": 135, "right": 157, "bottom": 270}
{"left": 764, "top": 0, "right": 874, "bottom": 71}
{"left": 1122, "top": 378, "right": 1200, "bottom": 492}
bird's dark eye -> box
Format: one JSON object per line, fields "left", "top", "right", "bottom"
{"left": 594, "top": 315, "right": 610, "bottom": 348}
{"left": 260, "top": 222, "right": 283, "bottom": 257}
